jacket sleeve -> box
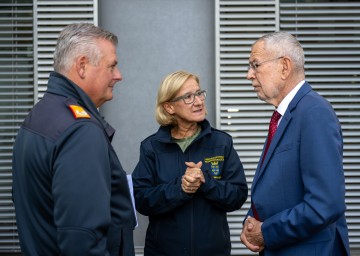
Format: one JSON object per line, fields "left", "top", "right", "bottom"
{"left": 199, "top": 137, "right": 248, "bottom": 212}
{"left": 262, "top": 103, "right": 346, "bottom": 249}
{"left": 132, "top": 142, "right": 192, "bottom": 216}
{"left": 52, "top": 122, "right": 111, "bottom": 255}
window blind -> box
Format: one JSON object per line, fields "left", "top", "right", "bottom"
{"left": 34, "top": 0, "right": 98, "bottom": 99}
{"left": 0, "top": 1, "right": 33, "bottom": 252}
{"left": 216, "top": 1, "right": 278, "bottom": 254}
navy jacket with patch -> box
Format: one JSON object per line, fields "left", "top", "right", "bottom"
{"left": 132, "top": 120, "right": 248, "bottom": 256}
{"left": 12, "top": 72, "right": 136, "bottom": 256}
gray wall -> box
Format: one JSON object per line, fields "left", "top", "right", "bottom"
{"left": 99, "top": 0, "right": 215, "bottom": 248}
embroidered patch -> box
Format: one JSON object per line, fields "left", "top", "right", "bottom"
{"left": 68, "top": 105, "right": 91, "bottom": 119}
{"left": 204, "top": 156, "right": 224, "bottom": 179}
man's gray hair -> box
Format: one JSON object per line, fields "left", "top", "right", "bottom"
{"left": 257, "top": 31, "right": 305, "bottom": 71}
{"left": 53, "top": 23, "right": 118, "bottom": 74}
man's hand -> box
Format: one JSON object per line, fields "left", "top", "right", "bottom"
{"left": 240, "top": 216, "right": 265, "bottom": 252}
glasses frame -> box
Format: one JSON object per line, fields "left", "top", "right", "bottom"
{"left": 248, "top": 56, "right": 284, "bottom": 71}
{"left": 169, "top": 90, "right": 207, "bottom": 105}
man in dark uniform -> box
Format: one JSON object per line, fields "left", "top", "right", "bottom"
{"left": 12, "top": 23, "right": 136, "bottom": 256}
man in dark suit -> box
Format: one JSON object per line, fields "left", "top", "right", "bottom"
{"left": 240, "top": 31, "right": 350, "bottom": 256}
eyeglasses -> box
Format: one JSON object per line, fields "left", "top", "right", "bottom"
{"left": 170, "top": 90, "right": 207, "bottom": 104}
{"left": 248, "top": 56, "right": 284, "bottom": 71}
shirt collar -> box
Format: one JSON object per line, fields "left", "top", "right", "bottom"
{"left": 277, "top": 80, "right": 305, "bottom": 116}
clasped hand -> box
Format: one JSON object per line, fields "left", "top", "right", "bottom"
{"left": 181, "top": 161, "right": 205, "bottom": 194}
{"left": 240, "top": 216, "right": 265, "bottom": 253}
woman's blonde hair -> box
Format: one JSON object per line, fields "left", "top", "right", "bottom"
{"left": 155, "top": 70, "right": 200, "bottom": 126}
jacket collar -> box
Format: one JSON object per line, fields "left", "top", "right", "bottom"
{"left": 154, "top": 119, "right": 212, "bottom": 143}
{"left": 46, "top": 71, "right": 116, "bottom": 141}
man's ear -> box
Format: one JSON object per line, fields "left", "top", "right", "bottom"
{"left": 75, "top": 55, "right": 88, "bottom": 79}
{"left": 281, "top": 56, "right": 292, "bottom": 79}
{"left": 163, "top": 102, "right": 175, "bottom": 115}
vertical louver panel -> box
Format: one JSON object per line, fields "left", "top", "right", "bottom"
{"left": 216, "top": 1, "right": 278, "bottom": 255}
{"left": 0, "top": 0, "right": 33, "bottom": 252}
{"left": 34, "top": 0, "right": 98, "bottom": 99}
{"left": 216, "top": 0, "right": 360, "bottom": 255}
{"left": 0, "top": 0, "right": 97, "bottom": 253}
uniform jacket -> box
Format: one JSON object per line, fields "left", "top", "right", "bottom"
{"left": 132, "top": 120, "right": 248, "bottom": 256}
{"left": 248, "top": 82, "right": 350, "bottom": 255}
{"left": 12, "top": 72, "right": 136, "bottom": 256}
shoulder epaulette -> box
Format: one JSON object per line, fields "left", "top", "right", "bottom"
{"left": 68, "top": 105, "right": 91, "bottom": 119}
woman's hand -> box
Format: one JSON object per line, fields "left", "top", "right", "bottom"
{"left": 181, "top": 161, "right": 205, "bottom": 193}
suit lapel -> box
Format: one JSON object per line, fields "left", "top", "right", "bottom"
{"left": 252, "top": 114, "right": 292, "bottom": 187}
{"left": 252, "top": 82, "right": 313, "bottom": 191}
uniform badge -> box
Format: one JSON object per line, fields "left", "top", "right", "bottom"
{"left": 68, "top": 105, "right": 91, "bottom": 119}
{"left": 204, "top": 156, "right": 224, "bottom": 179}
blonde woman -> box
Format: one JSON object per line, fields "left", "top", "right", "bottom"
{"left": 132, "top": 70, "right": 248, "bottom": 256}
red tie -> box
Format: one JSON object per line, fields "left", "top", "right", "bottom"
{"left": 252, "top": 110, "right": 282, "bottom": 221}
{"left": 261, "top": 110, "right": 282, "bottom": 166}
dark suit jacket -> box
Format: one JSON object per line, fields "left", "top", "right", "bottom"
{"left": 248, "top": 82, "right": 350, "bottom": 255}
